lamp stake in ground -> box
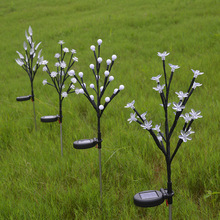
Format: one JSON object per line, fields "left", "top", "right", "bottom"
{"left": 125, "top": 51, "right": 203, "bottom": 219}
{"left": 15, "top": 26, "right": 43, "bottom": 131}
{"left": 41, "top": 40, "right": 78, "bottom": 156}
{"left": 73, "top": 39, "right": 124, "bottom": 208}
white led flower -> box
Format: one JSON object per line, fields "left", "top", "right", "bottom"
{"left": 179, "top": 128, "right": 195, "bottom": 142}
{"left": 90, "top": 84, "right": 95, "bottom": 89}
{"left": 55, "top": 53, "right": 60, "bottom": 59}
{"left": 42, "top": 79, "right": 47, "bottom": 85}
{"left": 90, "top": 64, "right": 94, "bottom": 69}
{"left": 109, "top": 76, "right": 114, "bottom": 81}
{"left": 68, "top": 70, "right": 75, "bottom": 76}
{"left": 153, "top": 84, "right": 165, "bottom": 93}
{"left": 175, "top": 91, "right": 188, "bottom": 100}
{"left": 106, "top": 59, "right": 111, "bottom": 65}
{"left": 73, "top": 57, "right": 78, "bottom": 62}
{"left": 157, "top": 134, "right": 163, "bottom": 142}
{"left": 127, "top": 113, "right": 137, "bottom": 123}
{"left": 16, "top": 51, "right": 24, "bottom": 59}
{"left": 99, "top": 105, "right": 104, "bottom": 110}
{"left": 100, "top": 86, "right": 103, "bottom": 92}
{"left": 97, "top": 39, "right": 102, "bottom": 45}
{"left": 23, "top": 41, "right": 28, "bottom": 50}
{"left": 42, "top": 66, "right": 48, "bottom": 72}
{"left": 28, "top": 26, "right": 33, "bottom": 36}
{"left": 124, "top": 100, "right": 135, "bottom": 109}
{"left": 192, "top": 82, "right": 202, "bottom": 89}
{"left": 141, "top": 120, "right": 152, "bottom": 130}
{"left": 55, "top": 62, "right": 60, "bottom": 67}
{"left": 60, "top": 61, "right": 66, "bottom": 69}
{"left": 191, "top": 69, "right": 204, "bottom": 78}
{"left": 152, "top": 124, "right": 161, "bottom": 132}
{"left": 51, "top": 71, "right": 57, "bottom": 78}
{"left": 78, "top": 72, "right": 83, "bottom": 78}
{"left": 71, "top": 78, "right": 77, "bottom": 83}
{"left": 62, "top": 92, "right": 68, "bottom": 98}
{"left": 157, "top": 51, "right": 170, "bottom": 60}
{"left": 71, "top": 49, "right": 76, "bottom": 54}
{"left": 119, "top": 85, "right": 125, "bottom": 90}
{"left": 172, "top": 102, "right": 185, "bottom": 112}
{"left": 79, "top": 89, "right": 84, "bottom": 94}
{"left": 105, "top": 97, "right": 110, "bottom": 102}
{"left": 70, "top": 84, "right": 75, "bottom": 90}
{"left": 42, "top": 60, "right": 48, "bottom": 65}
{"left": 140, "top": 111, "right": 147, "bottom": 120}
{"left": 58, "top": 40, "right": 64, "bottom": 45}
{"left": 180, "top": 113, "right": 192, "bottom": 123}
{"left": 104, "top": 71, "right": 109, "bottom": 77}
{"left": 15, "top": 58, "right": 24, "bottom": 66}
{"left": 189, "top": 109, "right": 202, "bottom": 120}
{"left": 151, "top": 75, "right": 162, "bottom": 83}
{"left": 90, "top": 45, "right": 95, "bottom": 51}
{"left": 75, "top": 88, "right": 80, "bottom": 94}
{"left": 63, "top": 47, "right": 69, "bottom": 53}
{"left": 112, "top": 55, "right": 117, "bottom": 61}
{"left": 90, "top": 95, "right": 94, "bottom": 100}
{"left": 169, "top": 63, "right": 180, "bottom": 72}
{"left": 97, "top": 57, "right": 103, "bottom": 63}
{"left": 113, "top": 88, "right": 119, "bottom": 94}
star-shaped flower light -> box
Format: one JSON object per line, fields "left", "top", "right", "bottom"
{"left": 172, "top": 102, "right": 185, "bottom": 112}
{"left": 169, "top": 63, "right": 180, "bottom": 72}
{"left": 175, "top": 91, "right": 188, "bottom": 100}
{"left": 180, "top": 113, "right": 192, "bottom": 123}
{"left": 189, "top": 109, "right": 202, "bottom": 120}
{"left": 192, "top": 82, "right": 202, "bottom": 89}
{"left": 127, "top": 113, "right": 137, "bottom": 123}
{"left": 125, "top": 100, "right": 135, "bottom": 109}
{"left": 151, "top": 75, "right": 162, "bottom": 83}
{"left": 179, "top": 128, "right": 195, "bottom": 142}
{"left": 157, "top": 51, "right": 170, "bottom": 60}
{"left": 153, "top": 84, "right": 165, "bottom": 93}
{"left": 141, "top": 120, "right": 152, "bottom": 130}
{"left": 191, "top": 69, "right": 204, "bottom": 78}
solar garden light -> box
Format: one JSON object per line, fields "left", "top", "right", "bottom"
{"left": 125, "top": 51, "right": 203, "bottom": 220}
{"left": 41, "top": 40, "right": 78, "bottom": 156}
{"left": 73, "top": 39, "right": 124, "bottom": 207}
{"left": 15, "top": 26, "right": 43, "bottom": 131}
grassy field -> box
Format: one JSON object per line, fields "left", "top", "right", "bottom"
{"left": 0, "top": 0, "right": 219, "bottom": 219}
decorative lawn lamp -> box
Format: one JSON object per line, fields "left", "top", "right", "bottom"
{"left": 125, "top": 51, "right": 203, "bottom": 219}
{"left": 15, "top": 26, "right": 43, "bottom": 130}
{"left": 41, "top": 40, "right": 78, "bottom": 156}
{"left": 73, "top": 39, "right": 124, "bottom": 207}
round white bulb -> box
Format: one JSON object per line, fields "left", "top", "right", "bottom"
{"left": 90, "top": 45, "right": 95, "bottom": 51}
{"left": 79, "top": 89, "right": 84, "bottom": 94}
{"left": 112, "top": 55, "right": 117, "bottom": 61}
{"left": 105, "top": 97, "right": 110, "bottom": 102}
{"left": 68, "top": 70, "right": 75, "bottom": 76}
{"left": 90, "top": 64, "right": 94, "bottom": 69}
{"left": 99, "top": 105, "right": 104, "bottom": 110}
{"left": 109, "top": 76, "right": 114, "bottom": 81}
{"left": 119, "top": 85, "right": 125, "bottom": 90}
{"left": 97, "top": 39, "right": 102, "bottom": 45}
{"left": 114, "top": 88, "right": 119, "bottom": 94}
{"left": 71, "top": 78, "right": 77, "bottom": 83}
{"left": 97, "top": 57, "right": 102, "bottom": 63}
{"left": 100, "top": 86, "right": 103, "bottom": 92}
{"left": 90, "top": 95, "right": 94, "bottom": 100}
{"left": 90, "top": 84, "right": 94, "bottom": 89}
{"left": 104, "top": 71, "right": 109, "bottom": 77}
{"left": 106, "top": 59, "right": 111, "bottom": 65}
{"left": 79, "top": 72, "right": 83, "bottom": 78}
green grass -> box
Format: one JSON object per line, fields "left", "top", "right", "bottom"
{"left": 0, "top": 0, "right": 219, "bottom": 219}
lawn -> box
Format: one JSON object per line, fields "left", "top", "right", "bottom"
{"left": 0, "top": 0, "right": 219, "bottom": 219}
